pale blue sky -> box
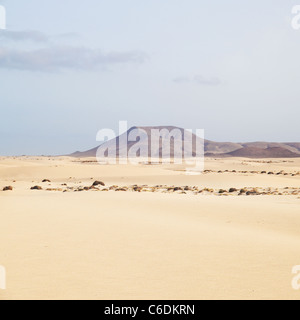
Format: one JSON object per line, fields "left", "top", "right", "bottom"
{"left": 0, "top": 0, "right": 299, "bottom": 155}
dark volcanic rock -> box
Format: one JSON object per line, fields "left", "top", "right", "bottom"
{"left": 3, "top": 186, "right": 13, "bottom": 191}
{"left": 92, "top": 181, "right": 105, "bottom": 187}
{"left": 31, "top": 186, "right": 43, "bottom": 190}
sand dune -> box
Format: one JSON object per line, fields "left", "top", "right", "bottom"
{"left": 0, "top": 157, "right": 300, "bottom": 300}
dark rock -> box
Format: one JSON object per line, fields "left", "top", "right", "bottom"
{"left": 3, "top": 186, "right": 13, "bottom": 191}
{"left": 173, "top": 187, "right": 182, "bottom": 191}
{"left": 246, "top": 190, "right": 258, "bottom": 196}
{"left": 31, "top": 186, "right": 43, "bottom": 190}
{"left": 116, "top": 188, "right": 127, "bottom": 191}
{"left": 92, "top": 181, "right": 105, "bottom": 187}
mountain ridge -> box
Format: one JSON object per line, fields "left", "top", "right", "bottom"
{"left": 70, "top": 126, "right": 300, "bottom": 158}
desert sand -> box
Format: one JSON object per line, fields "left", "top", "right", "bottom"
{"left": 0, "top": 156, "right": 300, "bottom": 300}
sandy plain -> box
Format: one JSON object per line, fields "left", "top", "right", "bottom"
{"left": 0, "top": 156, "right": 299, "bottom": 300}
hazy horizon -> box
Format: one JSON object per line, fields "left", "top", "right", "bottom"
{"left": 1, "top": 0, "right": 300, "bottom": 156}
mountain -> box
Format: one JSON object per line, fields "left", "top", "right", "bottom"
{"left": 70, "top": 126, "right": 300, "bottom": 159}
{"left": 225, "top": 147, "right": 300, "bottom": 158}
{"left": 71, "top": 126, "right": 204, "bottom": 159}
{"left": 241, "top": 142, "right": 300, "bottom": 155}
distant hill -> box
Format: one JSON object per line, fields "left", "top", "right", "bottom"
{"left": 70, "top": 126, "right": 300, "bottom": 159}
{"left": 225, "top": 147, "right": 300, "bottom": 158}
{"left": 241, "top": 142, "right": 300, "bottom": 155}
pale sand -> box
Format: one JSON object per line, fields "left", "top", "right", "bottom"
{"left": 0, "top": 157, "right": 300, "bottom": 300}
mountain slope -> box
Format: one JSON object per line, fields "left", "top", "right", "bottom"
{"left": 226, "top": 147, "right": 300, "bottom": 158}
{"left": 70, "top": 126, "right": 300, "bottom": 159}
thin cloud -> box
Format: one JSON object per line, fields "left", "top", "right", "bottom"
{"left": 194, "top": 75, "right": 221, "bottom": 86}
{"left": 174, "top": 75, "right": 222, "bottom": 86}
{"left": 0, "top": 46, "right": 148, "bottom": 71}
{"left": 0, "top": 30, "right": 50, "bottom": 42}
{"left": 52, "top": 32, "right": 79, "bottom": 40}
{"left": 0, "top": 30, "right": 80, "bottom": 42}
{"left": 173, "top": 76, "right": 191, "bottom": 84}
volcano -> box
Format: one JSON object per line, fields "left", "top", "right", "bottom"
{"left": 70, "top": 126, "right": 300, "bottom": 159}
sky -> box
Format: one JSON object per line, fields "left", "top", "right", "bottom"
{"left": 0, "top": 0, "right": 300, "bottom": 155}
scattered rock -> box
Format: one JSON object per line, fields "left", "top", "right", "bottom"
{"left": 29, "top": 180, "right": 299, "bottom": 197}
{"left": 92, "top": 181, "right": 105, "bottom": 187}
{"left": 31, "top": 186, "right": 43, "bottom": 190}
{"left": 42, "top": 179, "right": 51, "bottom": 183}
{"left": 116, "top": 188, "right": 127, "bottom": 191}
{"left": 246, "top": 189, "right": 259, "bottom": 196}
{"left": 173, "top": 187, "right": 182, "bottom": 192}
{"left": 3, "top": 186, "right": 13, "bottom": 191}
{"left": 46, "top": 188, "right": 63, "bottom": 192}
